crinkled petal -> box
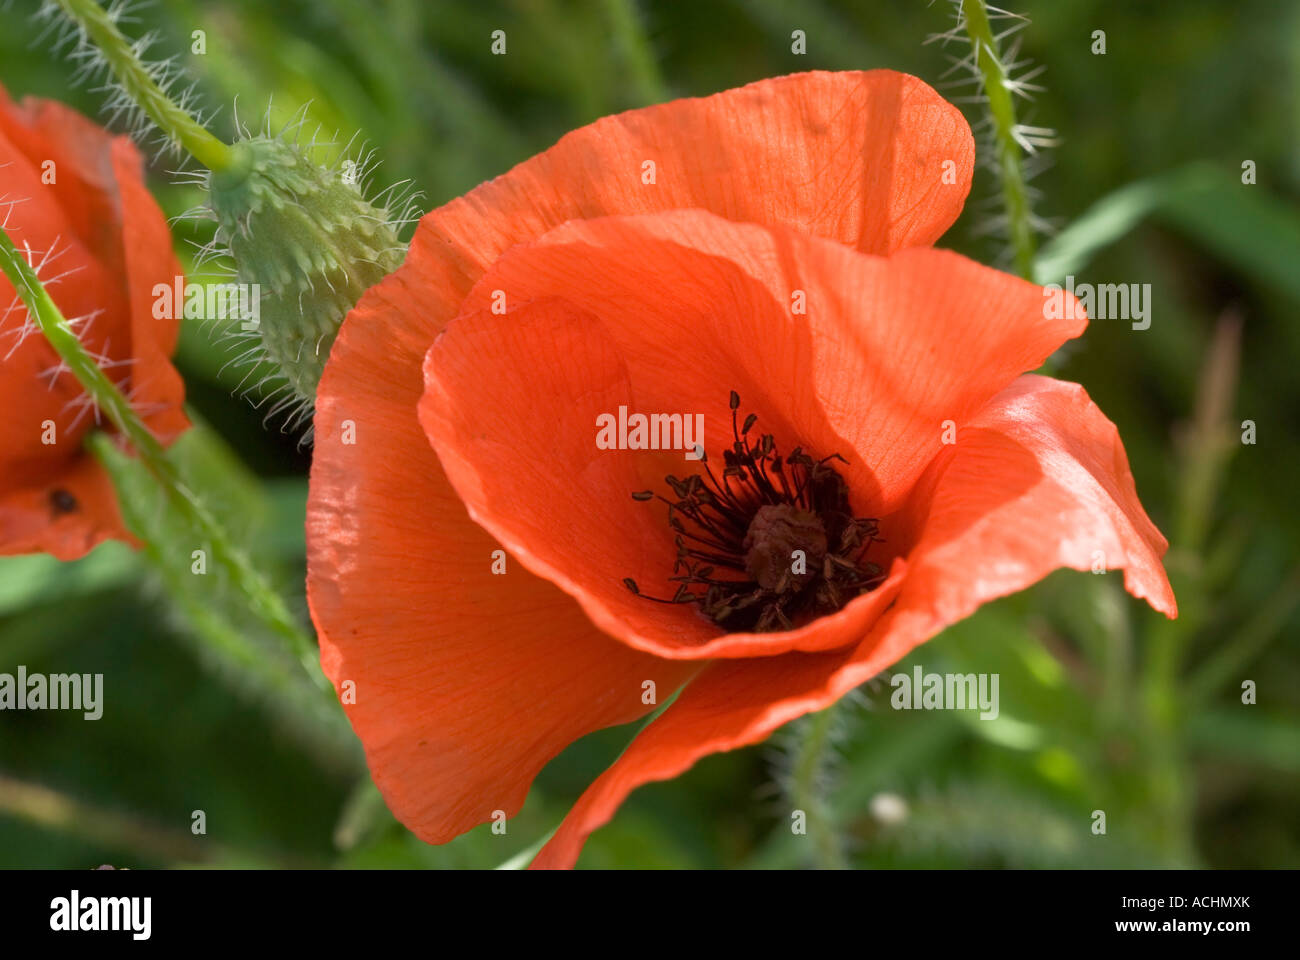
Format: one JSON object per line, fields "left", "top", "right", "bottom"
{"left": 531, "top": 374, "right": 1175, "bottom": 867}
{"left": 420, "top": 211, "right": 1083, "bottom": 658}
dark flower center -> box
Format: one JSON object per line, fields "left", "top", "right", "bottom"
{"left": 623, "top": 392, "right": 885, "bottom": 633}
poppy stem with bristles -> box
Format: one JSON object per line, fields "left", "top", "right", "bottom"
{"left": 960, "top": 0, "right": 1037, "bottom": 280}
{"left": 0, "top": 223, "right": 325, "bottom": 696}
{"left": 51, "top": 0, "right": 233, "bottom": 171}
{"left": 788, "top": 701, "right": 848, "bottom": 870}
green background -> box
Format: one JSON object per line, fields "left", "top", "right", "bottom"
{"left": 1, "top": 0, "right": 1297, "bottom": 868}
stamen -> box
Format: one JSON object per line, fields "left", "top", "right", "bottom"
{"left": 624, "top": 392, "right": 885, "bottom": 633}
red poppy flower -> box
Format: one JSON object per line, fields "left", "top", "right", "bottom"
{"left": 0, "top": 86, "right": 187, "bottom": 559}
{"left": 305, "top": 70, "right": 1175, "bottom": 869}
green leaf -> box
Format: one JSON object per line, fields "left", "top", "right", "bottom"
{"left": 93, "top": 415, "right": 359, "bottom": 775}
{"left": 0, "top": 544, "right": 140, "bottom": 618}
{"left": 1035, "top": 165, "right": 1300, "bottom": 304}
{"left": 1188, "top": 710, "right": 1300, "bottom": 772}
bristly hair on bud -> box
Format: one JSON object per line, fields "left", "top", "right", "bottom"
{"left": 192, "top": 105, "right": 421, "bottom": 440}
{"left": 925, "top": 0, "right": 1059, "bottom": 280}
{"left": 33, "top": 0, "right": 421, "bottom": 441}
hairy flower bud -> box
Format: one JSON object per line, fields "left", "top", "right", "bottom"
{"left": 208, "top": 137, "right": 405, "bottom": 406}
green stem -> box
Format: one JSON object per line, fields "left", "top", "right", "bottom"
{"left": 89, "top": 449, "right": 359, "bottom": 772}
{"left": 789, "top": 703, "right": 848, "bottom": 870}
{"left": 1137, "top": 636, "right": 1194, "bottom": 864}
{"left": 602, "top": 0, "right": 669, "bottom": 105}
{"left": 1092, "top": 578, "right": 1133, "bottom": 733}
{"left": 1133, "top": 315, "right": 1243, "bottom": 866}
{"left": 962, "top": 0, "right": 1037, "bottom": 279}
{"left": 0, "top": 225, "right": 326, "bottom": 696}
{"left": 53, "top": 0, "right": 232, "bottom": 171}
{"left": 1174, "top": 313, "right": 1241, "bottom": 552}
{"left": 1187, "top": 567, "right": 1300, "bottom": 704}
{"left": 0, "top": 772, "right": 323, "bottom": 867}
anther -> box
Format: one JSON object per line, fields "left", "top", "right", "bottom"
{"left": 623, "top": 392, "right": 885, "bottom": 632}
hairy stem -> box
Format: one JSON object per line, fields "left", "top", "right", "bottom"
{"left": 0, "top": 225, "right": 326, "bottom": 695}
{"left": 961, "top": 0, "right": 1036, "bottom": 279}
{"left": 53, "top": 0, "right": 232, "bottom": 170}
{"left": 789, "top": 702, "right": 848, "bottom": 869}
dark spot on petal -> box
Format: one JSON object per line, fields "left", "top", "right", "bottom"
{"left": 49, "top": 488, "right": 79, "bottom": 515}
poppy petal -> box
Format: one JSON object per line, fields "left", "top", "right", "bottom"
{"left": 419, "top": 210, "right": 1084, "bottom": 658}
{"left": 18, "top": 94, "right": 189, "bottom": 439}
{"left": 0, "top": 450, "right": 134, "bottom": 559}
{"left": 306, "top": 265, "right": 697, "bottom": 844}
{"left": 402, "top": 69, "right": 971, "bottom": 330}
{"left": 316, "top": 66, "right": 973, "bottom": 659}
{"left": 111, "top": 137, "right": 188, "bottom": 442}
{"left": 887, "top": 373, "right": 1177, "bottom": 621}
{"left": 530, "top": 374, "right": 1175, "bottom": 868}
{"left": 0, "top": 92, "right": 186, "bottom": 557}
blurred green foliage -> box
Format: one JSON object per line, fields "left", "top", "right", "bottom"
{"left": 1, "top": 0, "right": 1297, "bottom": 869}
